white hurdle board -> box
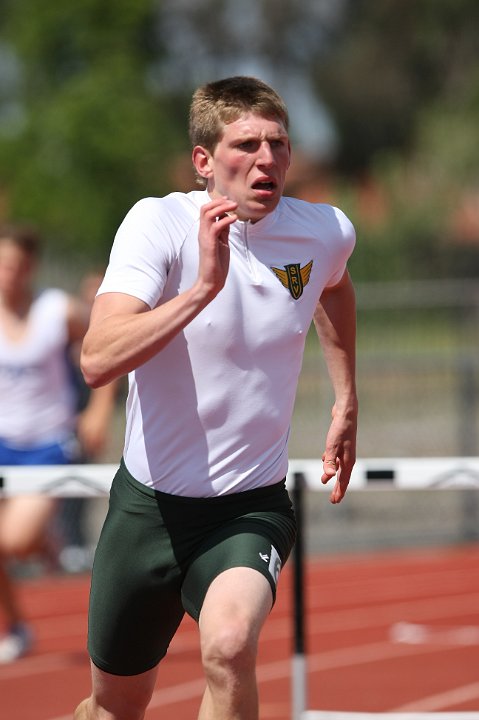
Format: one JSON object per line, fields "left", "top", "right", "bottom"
{"left": 288, "top": 457, "right": 479, "bottom": 491}
{"left": 0, "top": 463, "right": 117, "bottom": 496}
{"left": 1, "top": 457, "right": 479, "bottom": 497}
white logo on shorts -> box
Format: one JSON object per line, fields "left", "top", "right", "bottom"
{"left": 268, "top": 545, "right": 281, "bottom": 586}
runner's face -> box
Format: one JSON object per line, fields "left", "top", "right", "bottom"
{"left": 0, "top": 240, "right": 35, "bottom": 301}
{"left": 203, "top": 112, "right": 291, "bottom": 222}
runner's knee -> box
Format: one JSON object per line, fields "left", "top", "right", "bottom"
{"left": 201, "top": 614, "right": 257, "bottom": 681}
{"left": 90, "top": 689, "right": 152, "bottom": 720}
{"left": 89, "top": 664, "right": 157, "bottom": 720}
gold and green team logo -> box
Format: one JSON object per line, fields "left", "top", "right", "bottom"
{"left": 271, "top": 260, "right": 313, "bottom": 300}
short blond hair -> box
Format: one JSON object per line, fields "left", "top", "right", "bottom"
{"left": 189, "top": 76, "right": 289, "bottom": 154}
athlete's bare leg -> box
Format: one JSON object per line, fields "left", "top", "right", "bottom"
{"left": 0, "top": 496, "right": 56, "bottom": 626}
{"left": 73, "top": 662, "right": 158, "bottom": 720}
{"left": 0, "top": 496, "right": 56, "bottom": 557}
{"left": 197, "top": 567, "right": 273, "bottom": 720}
{"left": 0, "top": 560, "right": 19, "bottom": 626}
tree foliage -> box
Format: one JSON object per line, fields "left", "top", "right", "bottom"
{"left": 0, "top": 0, "right": 477, "bottom": 279}
{"left": 0, "top": 1, "right": 189, "bottom": 259}
{"left": 315, "top": 0, "right": 479, "bottom": 280}
{"left": 316, "top": 0, "right": 479, "bottom": 174}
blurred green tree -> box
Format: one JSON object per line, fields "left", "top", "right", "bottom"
{"left": 0, "top": 0, "right": 477, "bottom": 280}
{"left": 0, "top": 1, "right": 189, "bottom": 260}
{"left": 316, "top": 0, "right": 479, "bottom": 174}
{"left": 316, "top": 0, "right": 479, "bottom": 280}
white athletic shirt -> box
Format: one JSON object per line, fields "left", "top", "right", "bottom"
{"left": 99, "top": 190, "right": 355, "bottom": 497}
{"left": 0, "top": 289, "right": 77, "bottom": 447}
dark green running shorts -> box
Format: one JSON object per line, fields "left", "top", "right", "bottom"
{"left": 87, "top": 460, "right": 297, "bottom": 676}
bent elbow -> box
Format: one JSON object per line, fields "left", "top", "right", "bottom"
{"left": 80, "top": 352, "right": 109, "bottom": 389}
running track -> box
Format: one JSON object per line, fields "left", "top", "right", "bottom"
{"left": 1, "top": 544, "right": 479, "bottom": 719}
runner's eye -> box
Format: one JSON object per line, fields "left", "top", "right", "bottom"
{"left": 237, "top": 140, "right": 259, "bottom": 152}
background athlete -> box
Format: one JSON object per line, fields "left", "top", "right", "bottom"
{"left": 0, "top": 226, "right": 116, "bottom": 662}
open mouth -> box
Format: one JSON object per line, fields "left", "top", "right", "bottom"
{"left": 252, "top": 180, "right": 276, "bottom": 192}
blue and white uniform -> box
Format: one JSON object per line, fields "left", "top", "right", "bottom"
{"left": 98, "top": 190, "right": 355, "bottom": 496}
{"left": 0, "top": 288, "right": 79, "bottom": 464}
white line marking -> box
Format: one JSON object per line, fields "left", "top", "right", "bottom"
{"left": 259, "top": 590, "right": 479, "bottom": 645}
{"left": 0, "top": 652, "right": 81, "bottom": 680}
{"left": 391, "top": 621, "right": 479, "bottom": 645}
{"left": 46, "top": 639, "right": 464, "bottom": 719}
{"left": 392, "top": 680, "right": 479, "bottom": 712}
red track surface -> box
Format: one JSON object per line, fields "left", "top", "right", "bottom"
{"left": 1, "top": 544, "right": 479, "bottom": 719}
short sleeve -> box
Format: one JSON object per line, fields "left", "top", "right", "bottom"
{"left": 98, "top": 198, "right": 178, "bottom": 309}
{"left": 325, "top": 208, "right": 356, "bottom": 288}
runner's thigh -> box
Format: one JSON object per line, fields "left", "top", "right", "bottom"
{"left": 88, "top": 468, "right": 185, "bottom": 676}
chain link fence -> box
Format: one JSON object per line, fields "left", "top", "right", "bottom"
{"left": 290, "top": 278, "right": 479, "bottom": 460}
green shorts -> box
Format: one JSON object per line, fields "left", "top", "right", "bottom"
{"left": 87, "top": 460, "right": 296, "bottom": 676}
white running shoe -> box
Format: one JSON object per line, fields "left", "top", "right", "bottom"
{"left": 0, "top": 624, "right": 33, "bottom": 663}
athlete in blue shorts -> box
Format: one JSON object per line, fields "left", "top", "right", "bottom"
{"left": 0, "top": 226, "right": 116, "bottom": 663}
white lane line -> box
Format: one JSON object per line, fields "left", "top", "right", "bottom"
{"left": 392, "top": 680, "right": 479, "bottom": 712}
{"left": 305, "top": 639, "right": 455, "bottom": 674}
{"left": 46, "top": 639, "right": 476, "bottom": 719}
{"left": 391, "top": 621, "right": 479, "bottom": 645}
{"left": 261, "top": 590, "right": 479, "bottom": 641}
{"left": 308, "top": 575, "right": 479, "bottom": 611}
{"left": 0, "top": 651, "right": 81, "bottom": 680}
{"left": 4, "top": 626, "right": 472, "bottom": 684}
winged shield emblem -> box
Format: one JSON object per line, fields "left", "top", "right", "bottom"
{"left": 271, "top": 260, "right": 313, "bottom": 300}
